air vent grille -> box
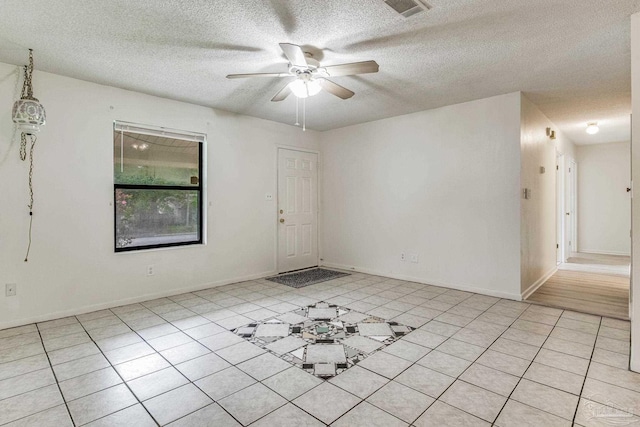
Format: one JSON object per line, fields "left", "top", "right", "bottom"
{"left": 384, "top": 0, "right": 430, "bottom": 18}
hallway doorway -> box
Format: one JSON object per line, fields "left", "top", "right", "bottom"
{"left": 527, "top": 252, "right": 630, "bottom": 319}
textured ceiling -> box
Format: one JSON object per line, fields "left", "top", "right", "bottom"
{"left": 1, "top": 0, "right": 639, "bottom": 144}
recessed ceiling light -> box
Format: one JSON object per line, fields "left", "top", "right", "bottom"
{"left": 586, "top": 122, "right": 599, "bottom": 135}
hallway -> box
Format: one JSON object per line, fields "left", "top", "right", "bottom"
{"left": 526, "top": 253, "right": 630, "bottom": 319}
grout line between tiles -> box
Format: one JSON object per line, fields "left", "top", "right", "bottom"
{"left": 107, "top": 294, "right": 303, "bottom": 426}
{"left": 398, "top": 297, "right": 508, "bottom": 425}
{"left": 74, "top": 311, "right": 161, "bottom": 426}
{"left": 112, "top": 328, "right": 221, "bottom": 426}
{"left": 35, "top": 321, "right": 77, "bottom": 427}
{"left": 329, "top": 399, "right": 406, "bottom": 427}
{"left": 571, "top": 316, "right": 602, "bottom": 426}
{"left": 490, "top": 306, "right": 565, "bottom": 424}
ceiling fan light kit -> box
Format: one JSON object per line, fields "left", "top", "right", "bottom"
{"left": 289, "top": 78, "right": 322, "bottom": 99}
{"left": 226, "top": 43, "right": 379, "bottom": 130}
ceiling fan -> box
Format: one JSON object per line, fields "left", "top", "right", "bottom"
{"left": 226, "top": 43, "right": 379, "bottom": 102}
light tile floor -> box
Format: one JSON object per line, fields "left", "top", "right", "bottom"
{"left": 0, "top": 272, "right": 638, "bottom": 426}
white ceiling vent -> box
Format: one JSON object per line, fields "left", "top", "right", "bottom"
{"left": 384, "top": 0, "right": 430, "bottom": 18}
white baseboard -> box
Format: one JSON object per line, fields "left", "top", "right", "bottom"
{"left": 0, "top": 270, "right": 276, "bottom": 331}
{"left": 321, "top": 262, "right": 522, "bottom": 301}
{"left": 521, "top": 266, "right": 558, "bottom": 300}
{"left": 578, "top": 249, "right": 631, "bottom": 257}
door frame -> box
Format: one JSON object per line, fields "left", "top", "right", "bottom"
{"left": 630, "top": 113, "right": 633, "bottom": 329}
{"left": 568, "top": 159, "right": 578, "bottom": 255}
{"left": 557, "top": 152, "right": 566, "bottom": 264}
{"left": 274, "top": 145, "right": 321, "bottom": 273}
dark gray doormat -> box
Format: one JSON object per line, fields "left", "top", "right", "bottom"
{"left": 266, "top": 268, "right": 350, "bottom": 288}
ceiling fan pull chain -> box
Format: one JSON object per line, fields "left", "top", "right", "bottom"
{"left": 295, "top": 96, "right": 299, "bottom": 126}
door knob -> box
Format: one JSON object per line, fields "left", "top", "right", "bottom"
{"left": 280, "top": 218, "right": 285, "bottom": 223}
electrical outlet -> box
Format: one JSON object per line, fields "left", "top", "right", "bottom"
{"left": 410, "top": 253, "right": 419, "bottom": 263}
{"left": 400, "top": 252, "right": 406, "bottom": 262}
{"left": 265, "top": 193, "right": 273, "bottom": 201}
{"left": 5, "top": 284, "right": 16, "bottom": 297}
{"left": 147, "top": 265, "right": 155, "bottom": 276}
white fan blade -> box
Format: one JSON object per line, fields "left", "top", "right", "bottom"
{"left": 322, "top": 60, "right": 379, "bottom": 77}
{"left": 279, "top": 43, "right": 308, "bottom": 67}
{"left": 271, "top": 84, "right": 292, "bottom": 102}
{"left": 319, "top": 79, "right": 354, "bottom": 99}
{"left": 226, "top": 72, "right": 290, "bottom": 79}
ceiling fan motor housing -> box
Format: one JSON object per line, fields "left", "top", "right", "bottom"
{"left": 290, "top": 54, "right": 321, "bottom": 76}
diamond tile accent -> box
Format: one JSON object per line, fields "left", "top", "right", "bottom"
{"left": 232, "top": 301, "right": 414, "bottom": 378}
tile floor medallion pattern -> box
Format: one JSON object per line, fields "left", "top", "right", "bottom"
{"left": 1, "top": 270, "right": 639, "bottom": 426}
{"left": 265, "top": 268, "right": 350, "bottom": 288}
{"left": 233, "top": 302, "right": 413, "bottom": 378}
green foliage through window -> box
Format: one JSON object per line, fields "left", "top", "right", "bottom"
{"left": 113, "top": 127, "right": 203, "bottom": 251}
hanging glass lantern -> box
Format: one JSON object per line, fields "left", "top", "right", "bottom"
{"left": 12, "top": 49, "right": 46, "bottom": 262}
{"left": 12, "top": 50, "right": 46, "bottom": 135}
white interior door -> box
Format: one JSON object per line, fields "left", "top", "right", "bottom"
{"left": 277, "top": 148, "right": 318, "bottom": 273}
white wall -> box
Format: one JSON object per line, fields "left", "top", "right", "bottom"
{"left": 577, "top": 142, "right": 631, "bottom": 256}
{"left": 520, "top": 96, "right": 577, "bottom": 296}
{"left": 630, "top": 11, "right": 640, "bottom": 373}
{"left": 0, "top": 62, "right": 320, "bottom": 329}
{"left": 319, "top": 92, "right": 523, "bottom": 299}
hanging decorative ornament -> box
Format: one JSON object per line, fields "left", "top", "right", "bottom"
{"left": 12, "top": 49, "right": 46, "bottom": 262}
{"left": 12, "top": 50, "right": 46, "bottom": 134}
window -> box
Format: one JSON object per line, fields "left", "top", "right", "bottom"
{"left": 113, "top": 122, "right": 204, "bottom": 251}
